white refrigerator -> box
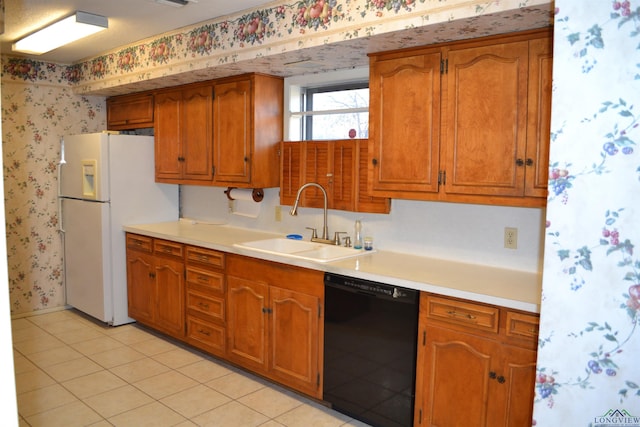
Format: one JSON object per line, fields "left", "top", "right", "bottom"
{"left": 58, "top": 132, "right": 179, "bottom": 326}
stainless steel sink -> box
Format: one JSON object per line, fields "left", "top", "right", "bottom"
{"left": 233, "top": 238, "right": 373, "bottom": 263}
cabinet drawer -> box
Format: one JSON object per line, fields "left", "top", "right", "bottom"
{"left": 154, "top": 240, "right": 184, "bottom": 259}
{"left": 426, "top": 296, "right": 499, "bottom": 333}
{"left": 186, "top": 316, "right": 226, "bottom": 356}
{"left": 505, "top": 311, "right": 539, "bottom": 340}
{"left": 186, "top": 246, "right": 225, "bottom": 268}
{"left": 186, "top": 267, "right": 224, "bottom": 293}
{"left": 126, "top": 234, "right": 153, "bottom": 253}
{"left": 187, "top": 290, "right": 225, "bottom": 322}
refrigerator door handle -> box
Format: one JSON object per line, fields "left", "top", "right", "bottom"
{"left": 60, "top": 137, "right": 66, "bottom": 165}
{"left": 57, "top": 162, "right": 65, "bottom": 235}
{"left": 58, "top": 197, "right": 65, "bottom": 234}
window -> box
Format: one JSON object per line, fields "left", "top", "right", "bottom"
{"left": 285, "top": 68, "right": 369, "bottom": 141}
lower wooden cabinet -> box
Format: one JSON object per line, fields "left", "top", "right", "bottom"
{"left": 126, "top": 234, "right": 185, "bottom": 339}
{"left": 125, "top": 232, "right": 537, "bottom": 416}
{"left": 226, "top": 254, "right": 324, "bottom": 398}
{"left": 184, "top": 245, "right": 226, "bottom": 357}
{"left": 414, "top": 294, "right": 538, "bottom": 427}
{"left": 126, "top": 234, "right": 325, "bottom": 399}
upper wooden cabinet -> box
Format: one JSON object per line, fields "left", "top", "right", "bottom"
{"left": 369, "top": 49, "right": 442, "bottom": 198}
{"left": 104, "top": 73, "right": 282, "bottom": 187}
{"left": 155, "top": 84, "right": 214, "bottom": 184}
{"left": 280, "top": 139, "right": 390, "bottom": 214}
{"left": 212, "top": 74, "right": 283, "bottom": 188}
{"left": 441, "top": 39, "right": 530, "bottom": 199}
{"left": 368, "top": 29, "right": 552, "bottom": 207}
{"left": 525, "top": 37, "right": 553, "bottom": 198}
{"left": 107, "top": 92, "right": 154, "bottom": 130}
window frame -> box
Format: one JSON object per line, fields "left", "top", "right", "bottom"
{"left": 284, "top": 67, "right": 369, "bottom": 141}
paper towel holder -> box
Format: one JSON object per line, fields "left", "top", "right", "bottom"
{"left": 224, "top": 187, "right": 264, "bottom": 203}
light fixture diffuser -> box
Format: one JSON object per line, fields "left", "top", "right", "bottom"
{"left": 154, "top": 0, "right": 189, "bottom": 7}
{"left": 12, "top": 11, "right": 108, "bottom": 55}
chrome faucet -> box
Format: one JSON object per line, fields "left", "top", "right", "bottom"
{"left": 290, "top": 182, "right": 339, "bottom": 245}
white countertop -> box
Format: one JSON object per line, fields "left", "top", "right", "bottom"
{"left": 123, "top": 220, "right": 542, "bottom": 313}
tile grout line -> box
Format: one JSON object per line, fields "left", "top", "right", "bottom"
{"left": 13, "top": 309, "right": 364, "bottom": 427}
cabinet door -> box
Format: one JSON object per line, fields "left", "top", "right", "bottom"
{"left": 155, "top": 90, "right": 183, "bottom": 180}
{"left": 525, "top": 36, "right": 553, "bottom": 198}
{"left": 226, "top": 275, "right": 268, "bottom": 372}
{"left": 355, "top": 139, "right": 390, "bottom": 213}
{"left": 487, "top": 345, "right": 537, "bottom": 427}
{"left": 269, "top": 286, "right": 320, "bottom": 395}
{"left": 107, "top": 93, "right": 154, "bottom": 130}
{"left": 280, "top": 141, "right": 303, "bottom": 206}
{"left": 303, "top": 142, "right": 332, "bottom": 208}
{"left": 419, "top": 325, "right": 497, "bottom": 427}
{"left": 369, "top": 50, "right": 441, "bottom": 197}
{"left": 182, "top": 86, "right": 214, "bottom": 181}
{"left": 126, "top": 250, "right": 155, "bottom": 325}
{"left": 331, "top": 140, "right": 356, "bottom": 211}
{"left": 442, "top": 41, "right": 529, "bottom": 197}
{"left": 213, "top": 79, "right": 252, "bottom": 184}
{"left": 154, "top": 256, "right": 185, "bottom": 338}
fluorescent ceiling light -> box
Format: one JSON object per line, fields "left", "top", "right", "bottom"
{"left": 155, "top": 0, "right": 189, "bottom": 7}
{"left": 12, "top": 12, "right": 108, "bottom": 55}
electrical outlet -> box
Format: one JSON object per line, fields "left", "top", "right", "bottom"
{"left": 275, "top": 205, "right": 282, "bottom": 222}
{"left": 504, "top": 227, "right": 518, "bottom": 249}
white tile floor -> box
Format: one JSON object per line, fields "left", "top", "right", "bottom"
{"left": 12, "top": 309, "right": 370, "bottom": 427}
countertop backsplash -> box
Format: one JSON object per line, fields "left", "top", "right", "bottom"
{"left": 180, "top": 185, "right": 545, "bottom": 273}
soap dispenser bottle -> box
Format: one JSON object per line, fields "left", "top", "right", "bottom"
{"left": 354, "top": 220, "right": 363, "bottom": 249}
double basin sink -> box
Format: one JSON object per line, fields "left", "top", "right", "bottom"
{"left": 233, "top": 237, "right": 373, "bottom": 263}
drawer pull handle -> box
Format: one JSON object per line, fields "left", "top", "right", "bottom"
{"left": 197, "top": 328, "right": 210, "bottom": 336}
{"left": 197, "top": 275, "right": 209, "bottom": 282}
{"left": 198, "top": 302, "right": 210, "bottom": 309}
{"left": 199, "top": 255, "right": 209, "bottom": 261}
{"left": 447, "top": 310, "right": 476, "bottom": 321}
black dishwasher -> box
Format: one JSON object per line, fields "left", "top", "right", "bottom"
{"left": 323, "top": 273, "right": 419, "bottom": 427}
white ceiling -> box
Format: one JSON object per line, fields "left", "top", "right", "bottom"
{"left": 0, "top": 0, "right": 270, "bottom": 63}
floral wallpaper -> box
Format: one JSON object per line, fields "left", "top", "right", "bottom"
{"left": 1, "top": 63, "right": 106, "bottom": 315}
{"left": 2, "top": 0, "right": 553, "bottom": 96}
{"left": 533, "top": 1, "right": 640, "bottom": 425}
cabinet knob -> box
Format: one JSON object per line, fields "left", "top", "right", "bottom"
{"left": 489, "top": 371, "right": 506, "bottom": 384}
{"left": 372, "top": 158, "right": 378, "bottom": 166}
{"left": 526, "top": 158, "right": 534, "bottom": 166}
{"left": 516, "top": 158, "right": 524, "bottom": 166}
